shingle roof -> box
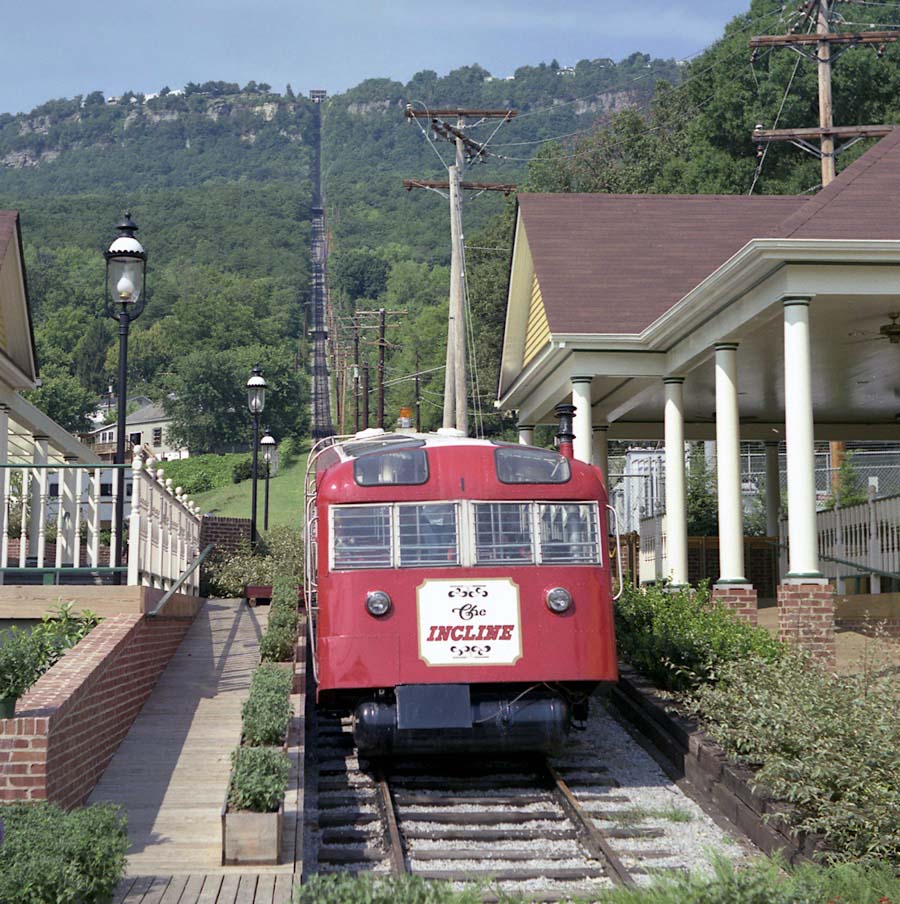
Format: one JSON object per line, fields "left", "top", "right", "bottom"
{"left": 516, "top": 128, "right": 900, "bottom": 336}
{"left": 0, "top": 211, "right": 18, "bottom": 270}
{"left": 778, "top": 126, "right": 900, "bottom": 239}
{"left": 518, "top": 194, "right": 805, "bottom": 335}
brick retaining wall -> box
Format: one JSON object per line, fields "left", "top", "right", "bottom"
{"left": 0, "top": 612, "right": 194, "bottom": 808}
{"left": 200, "top": 516, "right": 251, "bottom": 555}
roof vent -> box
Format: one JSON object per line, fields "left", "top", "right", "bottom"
{"left": 435, "top": 428, "right": 466, "bottom": 438}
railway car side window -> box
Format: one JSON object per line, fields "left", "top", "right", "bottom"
{"left": 495, "top": 447, "right": 570, "bottom": 484}
{"left": 398, "top": 503, "right": 459, "bottom": 567}
{"left": 354, "top": 449, "right": 428, "bottom": 486}
{"left": 538, "top": 503, "right": 602, "bottom": 564}
{"left": 332, "top": 505, "right": 392, "bottom": 569}
{"left": 473, "top": 503, "right": 534, "bottom": 565}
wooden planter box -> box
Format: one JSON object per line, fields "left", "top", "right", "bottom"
{"left": 221, "top": 799, "right": 283, "bottom": 865}
{"left": 244, "top": 585, "right": 273, "bottom": 606}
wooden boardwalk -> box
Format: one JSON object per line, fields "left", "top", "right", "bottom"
{"left": 112, "top": 873, "right": 295, "bottom": 904}
{"left": 90, "top": 599, "right": 305, "bottom": 901}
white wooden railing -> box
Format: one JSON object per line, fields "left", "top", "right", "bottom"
{"left": 781, "top": 489, "right": 900, "bottom": 593}
{"left": 0, "top": 450, "right": 202, "bottom": 592}
{"left": 638, "top": 512, "right": 667, "bottom": 584}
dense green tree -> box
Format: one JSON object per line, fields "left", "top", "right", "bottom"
{"left": 164, "top": 344, "right": 309, "bottom": 452}
{"left": 23, "top": 364, "right": 95, "bottom": 433}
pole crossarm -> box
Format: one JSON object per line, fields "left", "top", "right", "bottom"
{"left": 405, "top": 108, "right": 517, "bottom": 119}
{"left": 753, "top": 124, "right": 894, "bottom": 141}
{"left": 750, "top": 31, "right": 897, "bottom": 48}
{"left": 403, "top": 179, "right": 517, "bottom": 195}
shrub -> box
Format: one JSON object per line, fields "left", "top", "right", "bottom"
{"left": 231, "top": 458, "right": 253, "bottom": 484}
{"left": 202, "top": 526, "right": 303, "bottom": 598}
{"left": 294, "top": 859, "right": 900, "bottom": 904}
{"left": 685, "top": 653, "right": 900, "bottom": 864}
{"left": 0, "top": 801, "right": 128, "bottom": 904}
{"left": 260, "top": 621, "right": 297, "bottom": 663}
{"left": 614, "top": 582, "right": 784, "bottom": 691}
{"left": 227, "top": 746, "right": 290, "bottom": 812}
{"left": 158, "top": 452, "right": 247, "bottom": 496}
{"left": 0, "top": 604, "right": 100, "bottom": 699}
{"left": 242, "top": 663, "right": 292, "bottom": 746}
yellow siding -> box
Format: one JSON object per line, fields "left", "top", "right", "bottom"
{"left": 0, "top": 300, "right": 6, "bottom": 351}
{"left": 522, "top": 272, "right": 550, "bottom": 366}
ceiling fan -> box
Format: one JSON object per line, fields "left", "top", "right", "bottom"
{"left": 848, "top": 312, "right": 900, "bottom": 344}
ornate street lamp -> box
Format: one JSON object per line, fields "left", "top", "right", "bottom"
{"left": 104, "top": 213, "right": 147, "bottom": 582}
{"left": 246, "top": 365, "right": 267, "bottom": 547}
{"left": 260, "top": 430, "right": 276, "bottom": 531}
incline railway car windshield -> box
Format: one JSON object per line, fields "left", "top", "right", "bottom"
{"left": 330, "top": 501, "right": 601, "bottom": 570}
{"left": 494, "top": 446, "right": 571, "bottom": 484}
{"left": 353, "top": 448, "right": 428, "bottom": 486}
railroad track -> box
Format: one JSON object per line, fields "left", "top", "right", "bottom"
{"left": 304, "top": 697, "right": 743, "bottom": 902}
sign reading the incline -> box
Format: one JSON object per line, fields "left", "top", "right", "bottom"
{"left": 417, "top": 579, "right": 522, "bottom": 666}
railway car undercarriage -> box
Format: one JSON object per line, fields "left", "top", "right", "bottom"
{"left": 340, "top": 681, "right": 597, "bottom": 756}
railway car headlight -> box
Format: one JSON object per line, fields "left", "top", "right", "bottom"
{"left": 546, "top": 587, "right": 573, "bottom": 613}
{"left": 365, "top": 590, "right": 392, "bottom": 617}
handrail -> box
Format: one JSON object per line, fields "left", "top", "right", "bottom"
{"left": 764, "top": 537, "right": 900, "bottom": 582}
{"left": 147, "top": 544, "right": 214, "bottom": 618}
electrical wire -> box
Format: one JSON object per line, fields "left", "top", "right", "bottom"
{"left": 407, "top": 100, "right": 452, "bottom": 169}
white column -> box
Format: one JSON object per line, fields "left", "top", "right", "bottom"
{"left": 571, "top": 377, "right": 593, "bottom": 464}
{"left": 664, "top": 378, "right": 688, "bottom": 586}
{"left": 60, "top": 456, "right": 78, "bottom": 565}
{"left": 127, "top": 457, "right": 143, "bottom": 586}
{"left": 783, "top": 298, "right": 822, "bottom": 578}
{"left": 592, "top": 425, "right": 609, "bottom": 487}
{"left": 30, "top": 436, "right": 49, "bottom": 564}
{"left": 765, "top": 441, "right": 781, "bottom": 537}
{"left": 714, "top": 344, "right": 746, "bottom": 583}
{"left": 517, "top": 423, "right": 534, "bottom": 446}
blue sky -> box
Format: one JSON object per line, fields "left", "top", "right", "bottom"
{"left": 1, "top": 1, "right": 751, "bottom": 115}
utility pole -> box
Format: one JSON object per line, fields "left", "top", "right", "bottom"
{"left": 750, "top": 2, "right": 896, "bottom": 188}
{"left": 378, "top": 308, "right": 386, "bottom": 429}
{"left": 352, "top": 316, "right": 360, "bottom": 432}
{"left": 362, "top": 363, "right": 370, "bottom": 430}
{"left": 750, "top": 0, "right": 896, "bottom": 492}
{"left": 415, "top": 350, "right": 421, "bottom": 433}
{"left": 404, "top": 105, "right": 516, "bottom": 436}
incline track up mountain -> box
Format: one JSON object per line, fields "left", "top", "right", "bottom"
{"left": 310, "top": 100, "right": 335, "bottom": 440}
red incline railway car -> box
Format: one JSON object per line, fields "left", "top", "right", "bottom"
{"left": 303, "top": 414, "right": 621, "bottom": 755}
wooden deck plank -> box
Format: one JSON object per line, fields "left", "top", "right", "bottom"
{"left": 174, "top": 875, "right": 206, "bottom": 904}
{"left": 216, "top": 875, "right": 241, "bottom": 904}
{"left": 112, "top": 876, "right": 140, "bottom": 904}
{"left": 159, "top": 875, "right": 189, "bottom": 904}
{"left": 272, "top": 875, "right": 294, "bottom": 904}
{"left": 141, "top": 876, "right": 173, "bottom": 904}
{"left": 234, "top": 875, "right": 258, "bottom": 904}
{"left": 253, "top": 875, "right": 276, "bottom": 904}
{"left": 122, "top": 876, "right": 157, "bottom": 903}
{"left": 195, "top": 875, "right": 224, "bottom": 904}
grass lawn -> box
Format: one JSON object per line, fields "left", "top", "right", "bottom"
{"left": 191, "top": 450, "right": 309, "bottom": 530}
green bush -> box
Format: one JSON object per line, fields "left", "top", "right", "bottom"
{"left": 686, "top": 653, "right": 900, "bottom": 864}
{"left": 158, "top": 452, "right": 247, "bottom": 496}
{"left": 260, "top": 621, "right": 297, "bottom": 663}
{"left": 227, "top": 746, "right": 290, "bottom": 812}
{"left": 242, "top": 663, "right": 292, "bottom": 746}
{"left": 202, "top": 526, "right": 303, "bottom": 598}
{"left": 0, "top": 801, "right": 128, "bottom": 904}
{"left": 231, "top": 458, "right": 253, "bottom": 484}
{"left": 614, "top": 582, "right": 784, "bottom": 691}
{"left": 293, "top": 859, "right": 900, "bottom": 904}
{"left": 0, "top": 603, "right": 100, "bottom": 699}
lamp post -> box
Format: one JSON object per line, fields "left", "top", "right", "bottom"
{"left": 260, "top": 430, "right": 276, "bottom": 531}
{"left": 104, "top": 213, "right": 147, "bottom": 583}
{"left": 246, "top": 365, "right": 267, "bottom": 548}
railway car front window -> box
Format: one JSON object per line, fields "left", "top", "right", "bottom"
{"left": 332, "top": 505, "right": 392, "bottom": 569}
{"left": 474, "top": 502, "right": 534, "bottom": 565}
{"left": 354, "top": 449, "right": 428, "bottom": 486}
{"left": 494, "top": 446, "right": 570, "bottom": 484}
{"left": 538, "top": 503, "right": 602, "bottom": 564}
{"left": 398, "top": 503, "right": 459, "bottom": 566}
